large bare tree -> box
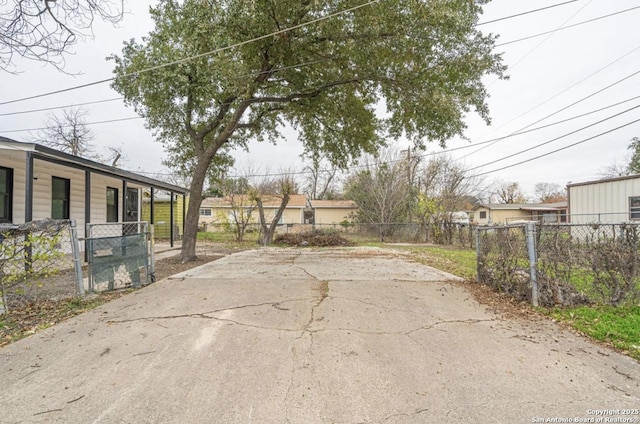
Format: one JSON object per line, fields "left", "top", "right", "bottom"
{"left": 345, "top": 150, "right": 414, "bottom": 241}
{"left": 491, "top": 181, "right": 528, "bottom": 204}
{"left": 1, "top": 0, "right": 124, "bottom": 71}
{"left": 416, "top": 156, "right": 481, "bottom": 243}
{"left": 302, "top": 153, "right": 340, "bottom": 200}
{"left": 34, "top": 107, "right": 94, "bottom": 157}
{"left": 251, "top": 173, "right": 297, "bottom": 246}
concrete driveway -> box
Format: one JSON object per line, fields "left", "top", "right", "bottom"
{"left": 1, "top": 247, "right": 639, "bottom": 423}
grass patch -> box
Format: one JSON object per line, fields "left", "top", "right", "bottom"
{"left": 547, "top": 306, "right": 640, "bottom": 361}
{"left": 391, "top": 243, "right": 639, "bottom": 362}
{"left": 197, "top": 230, "right": 259, "bottom": 245}
{"left": 397, "top": 245, "right": 477, "bottom": 280}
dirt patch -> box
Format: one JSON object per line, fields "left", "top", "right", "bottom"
{"left": 1, "top": 245, "right": 240, "bottom": 347}
{"left": 449, "top": 279, "right": 544, "bottom": 322}
{"left": 153, "top": 254, "right": 222, "bottom": 281}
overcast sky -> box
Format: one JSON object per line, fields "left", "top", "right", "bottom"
{"left": 1, "top": 0, "right": 639, "bottom": 199}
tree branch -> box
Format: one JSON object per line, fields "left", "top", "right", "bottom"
{"left": 248, "top": 78, "right": 362, "bottom": 104}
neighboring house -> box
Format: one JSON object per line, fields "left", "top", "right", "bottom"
{"left": 308, "top": 199, "right": 358, "bottom": 225}
{"left": 141, "top": 192, "right": 188, "bottom": 240}
{"left": 474, "top": 201, "right": 567, "bottom": 225}
{"left": 568, "top": 174, "right": 640, "bottom": 224}
{"left": 0, "top": 137, "right": 188, "bottom": 244}
{"left": 199, "top": 194, "right": 308, "bottom": 229}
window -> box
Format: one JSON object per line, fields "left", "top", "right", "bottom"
{"left": 107, "top": 187, "right": 118, "bottom": 222}
{"left": 479, "top": 211, "right": 487, "bottom": 219}
{"left": 560, "top": 210, "right": 567, "bottom": 223}
{"left": 200, "top": 208, "right": 212, "bottom": 216}
{"left": 0, "top": 166, "right": 13, "bottom": 223}
{"left": 52, "top": 177, "right": 70, "bottom": 219}
{"left": 630, "top": 197, "right": 640, "bottom": 220}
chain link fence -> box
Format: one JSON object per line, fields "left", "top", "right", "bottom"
{"left": 200, "top": 221, "right": 475, "bottom": 246}
{"left": 0, "top": 219, "right": 83, "bottom": 313}
{"left": 86, "top": 222, "right": 154, "bottom": 293}
{"left": 477, "top": 222, "right": 640, "bottom": 307}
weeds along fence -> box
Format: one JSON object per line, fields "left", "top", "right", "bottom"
{"left": 0, "top": 219, "right": 83, "bottom": 313}
{"left": 201, "top": 221, "right": 475, "bottom": 247}
{"left": 476, "top": 222, "right": 640, "bottom": 307}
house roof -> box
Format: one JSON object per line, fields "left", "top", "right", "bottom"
{"left": 476, "top": 201, "right": 567, "bottom": 211}
{"left": 202, "top": 194, "right": 307, "bottom": 208}
{"left": 567, "top": 173, "right": 640, "bottom": 188}
{"left": 310, "top": 199, "right": 358, "bottom": 209}
{"left": 0, "top": 137, "right": 188, "bottom": 194}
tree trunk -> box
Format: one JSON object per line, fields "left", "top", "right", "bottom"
{"left": 257, "top": 193, "right": 290, "bottom": 246}
{"left": 180, "top": 158, "right": 209, "bottom": 262}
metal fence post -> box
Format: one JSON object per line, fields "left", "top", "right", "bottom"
{"left": 475, "top": 227, "right": 482, "bottom": 283}
{"left": 69, "top": 219, "right": 85, "bottom": 297}
{"left": 149, "top": 223, "right": 156, "bottom": 283}
{"left": 525, "top": 222, "right": 539, "bottom": 307}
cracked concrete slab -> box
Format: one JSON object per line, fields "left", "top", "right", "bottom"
{"left": 0, "top": 247, "right": 638, "bottom": 423}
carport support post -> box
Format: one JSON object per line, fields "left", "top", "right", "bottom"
{"left": 169, "top": 192, "right": 174, "bottom": 248}
{"left": 525, "top": 222, "right": 539, "bottom": 307}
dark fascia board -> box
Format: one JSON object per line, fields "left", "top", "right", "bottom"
{"left": 567, "top": 173, "right": 640, "bottom": 189}
{"left": 475, "top": 202, "right": 566, "bottom": 211}
{"left": 0, "top": 137, "right": 188, "bottom": 194}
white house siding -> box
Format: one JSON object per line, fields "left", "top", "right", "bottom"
{"left": 569, "top": 177, "right": 640, "bottom": 224}
{"left": 32, "top": 158, "right": 85, "bottom": 228}
{"left": 90, "top": 174, "right": 125, "bottom": 224}
{"left": 0, "top": 149, "right": 27, "bottom": 223}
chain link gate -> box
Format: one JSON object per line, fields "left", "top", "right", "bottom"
{"left": 86, "top": 222, "right": 155, "bottom": 292}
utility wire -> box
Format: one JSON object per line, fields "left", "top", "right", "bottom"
{"left": 128, "top": 95, "right": 640, "bottom": 179}
{"left": 0, "top": 58, "right": 332, "bottom": 117}
{"left": 496, "top": 5, "right": 640, "bottom": 47}
{"left": 0, "top": 97, "right": 123, "bottom": 117}
{"left": 473, "top": 117, "right": 640, "bottom": 177}
{"left": 461, "top": 66, "right": 640, "bottom": 159}
{"left": 0, "top": 116, "right": 141, "bottom": 134}
{"left": 477, "top": 0, "right": 580, "bottom": 26}
{"left": 504, "top": 0, "right": 592, "bottom": 74}
{"left": 467, "top": 103, "right": 640, "bottom": 172}
{"left": 0, "top": 1, "right": 618, "bottom": 108}
{"left": 0, "top": 0, "right": 381, "bottom": 107}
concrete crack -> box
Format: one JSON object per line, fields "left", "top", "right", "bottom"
{"left": 283, "top": 358, "right": 295, "bottom": 424}
{"left": 108, "top": 313, "right": 300, "bottom": 333}
{"left": 613, "top": 366, "right": 633, "bottom": 380}
{"left": 105, "top": 298, "right": 308, "bottom": 326}
{"left": 404, "top": 318, "right": 496, "bottom": 336}
{"left": 382, "top": 407, "right": 429, "bottom": 422}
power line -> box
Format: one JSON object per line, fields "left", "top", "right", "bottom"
{"left": 467, "top": 103, "right": 640, "bottom": 172}
{"left": 0, "top": 97, "right": 123, "bottom": 117}
{"left": 477, "top": 0, "right": 581, "bottom": 26}
{"left": 0, "top": 78, "right": 114, "bottom": 107}
{"left": 0, "top": 1, "right": 606, "bottom": 108}
{"left": 421, "top": 94, "right": 640, "bottom": 157}
{"left": 0, "top": 0, "right": 381, "bottom": 107}
{"left": 496, "top": 5, "right": 640, "bottom": 47}
{"left": 128, "top": 95, "right": 640, "bottom": 179}
{"left": 461, "top": 67, "right": 640, "bottom": 159}
{"left": 0, "top": 116, "right": 141, "bottom": 134}
{"left": 473, "top": 117, "right": 640, "bottom": 177}
{"left": 503, "top": 0, "right": 592, "bottom": 73}
{"left": 0, "top": 58, "right": 332, "bottom": 117}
